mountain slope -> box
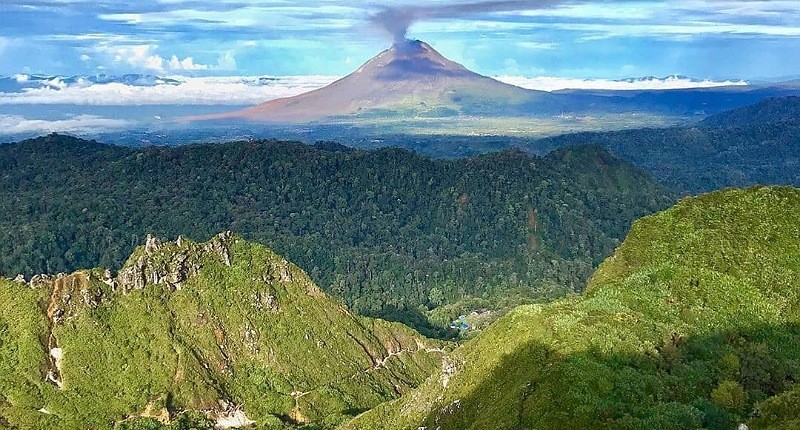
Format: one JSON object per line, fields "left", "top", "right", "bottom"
{"left": 0, "top": 134, "right": 674, "bottom": 334}
{"left": 700, "top": 96, "right": 800, "bottom": 127}
{"left": 190, "top": 40, "right": 554, "bottom": 123}
{"left": 341, "top": 186, "right": 800, "bottom": 429}
{"left": 533, "top": 118, "right": 800, "bottom": 194}
{"left": 0, "top": 233, "right": 443, "bottom": 428}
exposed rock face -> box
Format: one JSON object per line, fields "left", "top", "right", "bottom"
{"left": 262, "top": 256, "right": 323, "bottom": 298}
{"left": 441, "top": 356, "right": 460, "bottom": 389}
{"left": 29, "top": 271, "right": 105, "bottom": 390}
{"left": 252, "top": 286, "right": 280, "bottom": 313}
{"left": 213, "top": 409, "right": 255, "bottom": 429}
{"left": 26, "top": 232, "right": 237, "bottom": 391}
{"left": 117, "top": 231, "right": 234, "bottom": 293}
{"left": 47, "top": 348, "right": 64, "bottom": 389}
{"left": 35, "top": 271, "right": 105, "bottom": 325}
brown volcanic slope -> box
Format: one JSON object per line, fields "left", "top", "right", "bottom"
{"left": 190, "top": 40, "right": 554, "bottom": 123}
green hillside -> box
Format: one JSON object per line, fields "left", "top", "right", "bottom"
{"left": 701, "top": 96, "right": 800, "bottom": 127}
{"left": 0, "top": 233, "right": 443, "bottom": 429}
{"left": 532, "top": 118, "right": 800, "bottom": 194}
{"left": 342, "top": 186, "right": 800, "bottom": 429}
{"left": 0, "top": 134, "right": 673, "bottom": 335}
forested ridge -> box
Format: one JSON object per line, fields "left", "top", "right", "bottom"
{"left": 533, "top": 97, "right": 800, "bottom": 193}
{"left": 0, "top": 134, "right": 673, "bottom": 333}
{"left": 343, "top": 186, "right": 800, "bottom": 430}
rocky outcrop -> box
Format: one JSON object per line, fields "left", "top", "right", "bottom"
{"left": 27, "top": 233, "right": 236, "bottom": 391}
{"left": 33, "top": 271, "right": 105, "bottom": 325}
{"left": 252, "top": 285, "right": 280, "bottom": 313}
{"left": 212, "top": 409, "right": 255, "bottom": 429}
{"left": 0, "top": 232, "right": 447, "bottom": 429}
{"left": 32, "top": 271, "right": 105, "bottom": 389}
{"left": 117, "top": 231, "right": 234, "bottom": 293}
{"left": 440, "top": 356, "right": 460, "bottom": 389}
{"left": 262, "top": 256, "right": 323, "bottom": 298}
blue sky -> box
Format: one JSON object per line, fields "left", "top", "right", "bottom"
{"left": 1, "top": 0, "right": 800, "bottom": 80}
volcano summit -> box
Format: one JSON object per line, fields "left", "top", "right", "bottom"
{"left": 192, "top": 40, "right": 554, "bottom": 123}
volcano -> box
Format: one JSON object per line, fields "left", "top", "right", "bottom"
{"left": 191, "top": 40, "right": 554, "bottom": 123}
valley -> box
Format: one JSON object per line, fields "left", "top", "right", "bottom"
{"left": 343, "top": 186, "right": 800, "bottom": 430}
{"left": 0, "top": 134, "right": 673, "bottom": 337}
{"left": 1, "top": 184, "right": 797, "bottom": 429}
{"left": 2, "top": 2, "right": 799, "bottom": 428}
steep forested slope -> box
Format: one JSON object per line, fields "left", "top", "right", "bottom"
{"left": 342, "top": 186, "right": 800, "bottom": 429}
{"left": 0, "top": 134, "right": 672, "bottom": 334}
{"left": 532, "top": 99, "right": 800, "bottom": 194}
{"left": 0, "top": 233, "right": 443, "bottom": 428}
{"left": 701, "top": 96, "right": 800, "bottom": 127}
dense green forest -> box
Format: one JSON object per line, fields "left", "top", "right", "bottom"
{"left": 344, "top": 186, "right": 800, "bottom": 429}
{"left": 0, "top": 134, "right": 672, "bottom": 334}
{"left": 533, "top": 119, "right": 800, "bottom": 194}
{"left": 297, "top": 97, "right": 800, "bottom": 194}
{"left": 700, "top": 96, "right": 800, "bottom": 127}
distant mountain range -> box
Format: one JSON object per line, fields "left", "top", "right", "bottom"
{"left": 2, "top": 45, "right": 799, "bottom": 137}
{"left": 0, "top": 73, "right": 182, "bottom": 93}
{"left": 701, "top": 95, "right": 800, "bottom": 127}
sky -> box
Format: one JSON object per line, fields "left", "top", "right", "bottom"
{"left": 1, "top": 0, "right": 800, "bottom": 81}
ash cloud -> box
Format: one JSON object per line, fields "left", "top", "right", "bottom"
{"left": 369, "top": 0, "right": 565, "bottom": 44}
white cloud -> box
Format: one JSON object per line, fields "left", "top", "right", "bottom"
{"left": 0, "top": 75, "right": 338, "bottom": 105}
{"left": 100, "top": 44, "right": 165, "bottom": 71}
{"left": 98, "top": 5, "right": 361, "bottom": 31}
{"left": 420, "top": 19, "right": 800, "bottom": 39}
{"left": 516, "top": 41, "right": 557, "bottom": 50}
{"left": 215, "top": 51, "right": 237, "bottom": 71}
{"left": 168, "top": 55, "right": 208, "bottom": 70}
{"left": 93, "top": 44, "right": 237, "bottom": 72}
{"left": 567, "top": 22, "right": 800, "bottom": 40}
{"left": 80, "top": 54, "right": 91, "bottom": 62}
{"left": 0, "top": 73, "right": 753, "bottom": 107}
{"left": 41, "top": 33, "right": 155, "bottom": 43}
{"left": 0, "top": 114, "right": 133, "bottom": 134}
{"left": 509, "top": 3, "right": 658, "bottom": 20}
{"left": 495, "top": 75, "right": 749, "bottom": 91}
{"left": 98, "top": 13, "right": 142, "bottom": 24}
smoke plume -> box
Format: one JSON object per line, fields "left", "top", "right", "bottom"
{"left": 369, "top": 0, "right": 565, "bottom": 44}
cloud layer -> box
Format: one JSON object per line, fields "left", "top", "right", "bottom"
{"left": 0, "top": 75, "right": 339, "bottom": 105}
{"left": 0, "top": 73, "right": 750, "bottom": 107}
{"left": 0, "top": 114, "right": 133, "bottom": 135}
{"left": 495, "top": 75, "right": 749, "bottom": 91}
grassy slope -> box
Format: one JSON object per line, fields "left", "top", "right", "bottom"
{"left": 0, "top": 235, "right": 443, "bottom": 429}
{"left": 341, "top": 186, "right": 800, "bottom": 429}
